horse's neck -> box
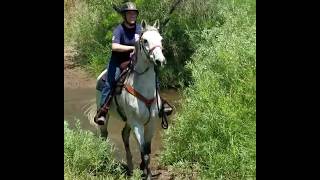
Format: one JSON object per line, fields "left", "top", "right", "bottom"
{"left": 127, "top": 44, "right": 156, "bottom": 99}
{"left": 134, "top": 44, "right": 151, "bottom": 73}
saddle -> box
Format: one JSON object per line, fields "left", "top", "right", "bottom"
{"left": 114, "top": 60, "right": 132, "bottom": 95}
{"left": 96, "top": 59, "right": 132, "bottom": 95}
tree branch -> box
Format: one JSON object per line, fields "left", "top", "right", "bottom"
{"left": 160, "top": 0, "right": 184, "bottom": 33}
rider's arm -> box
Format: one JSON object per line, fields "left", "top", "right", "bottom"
{"left": 111, "top": 26, "right": 135, "bottom": 52}
{"left": 112, "top": 43, "right": 135, "bottom": 52}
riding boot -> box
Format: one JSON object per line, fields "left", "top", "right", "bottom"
{"left": 159, "top": 98, "right": 173, "bottom": 117}
{"left": 94, "top": 96, "right": 112, "bottom": 125}
{"left": 94, "top": 108, "right": 108, "bottom": 125}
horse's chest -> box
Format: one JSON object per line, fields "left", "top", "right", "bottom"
{"left": 120, "top": 95, "right": 156, "bottom": 118}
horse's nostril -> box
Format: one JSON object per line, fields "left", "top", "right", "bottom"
{"left": 156, "top": 60, "right": 161, "bottom": 66}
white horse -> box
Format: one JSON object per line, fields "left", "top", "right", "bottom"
{"left": 87, "top": 20, "right": 166, "bottom": 179}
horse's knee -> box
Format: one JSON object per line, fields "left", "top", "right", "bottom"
{"left": 140, "top": 154, "right": 151, "bottom": 177}
{"left": 100, "top": 129, "right": 108, "bottom": 139}
{"left": 143, "top": 154, "right": 150, "bottom": 165}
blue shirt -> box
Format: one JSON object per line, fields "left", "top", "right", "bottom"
{"left": 111, "top": 23, "right": 142, "bottom": 65}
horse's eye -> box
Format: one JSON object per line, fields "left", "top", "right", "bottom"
{"left": 143, "top": 39, "right": 148, "bottom": 44}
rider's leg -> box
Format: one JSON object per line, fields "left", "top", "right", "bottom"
{"left": 95, "top": 61, "right": 120, "bottom": 125}
{"left": 100, "top": 67, "right": 121, "bottom": 106}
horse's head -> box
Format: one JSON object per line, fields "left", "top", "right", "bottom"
{"left": 139, "top": 20, "right": 166, "bottom": 67}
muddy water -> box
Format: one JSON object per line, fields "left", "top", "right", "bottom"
{"left": 64, "top": 87, "right": 181, "bottom": 167}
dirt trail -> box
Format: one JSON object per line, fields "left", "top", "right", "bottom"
{"left": 64, "top": 47, "right": 96, "bottom": 89}
{"left": 64, "top": 47, "right": 174, "bottom": 180}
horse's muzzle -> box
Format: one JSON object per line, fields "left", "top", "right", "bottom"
{"left": 155, "top": 59, "right": 166, "bottom": 67}
{"left": 155, "top": 60, "right": 161, "bottom": 66}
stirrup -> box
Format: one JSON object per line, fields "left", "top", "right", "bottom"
{"left": 159, "top": 101, "right": 173, "bottom": 117}
{"left": 95, "top": 116, "right": 106, "bottom": 125}
{"left": 94, "top": 109, "right": 108, "bottom": 125}
{"left": 163, "top": 103, "right": 173, "bottom": 116}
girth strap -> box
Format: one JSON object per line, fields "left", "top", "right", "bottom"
{"left": 124, "top": 84, "right": 156, "bottom": 108}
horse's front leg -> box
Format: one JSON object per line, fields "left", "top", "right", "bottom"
{"left": 140, "top": 151, "right": 151, "bottom": 180}
{"left": 132, "top": 123, "right": 151, "bottom": 180}
{"left": 140, "top": 120, "right": 156, "bottom": 180}
{"left": 122, "top": 123, "right": 133, "bottom": 175}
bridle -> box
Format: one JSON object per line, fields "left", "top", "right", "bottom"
{"left": 139, "top": 30, "right": 163, "bottom": 59}
{"left": 133, "top": 30, "right": 163, "bottom": 75}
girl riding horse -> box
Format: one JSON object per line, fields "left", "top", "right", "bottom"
{"left": 94, "top": 2, "right": 172, "bottom": 125}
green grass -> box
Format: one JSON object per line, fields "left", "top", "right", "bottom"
{"left": 159, "top": 0, "right": 256, "bottom": 179}
{"left": 64, "top": 120, "right": 143, "bottom": 180}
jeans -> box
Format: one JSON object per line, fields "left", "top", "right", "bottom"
{"left": 100, "top": 60, "right": 121, "bottom": 108}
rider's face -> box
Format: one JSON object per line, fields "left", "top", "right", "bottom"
{"left": 125, "top": 11, "right": 137, "bottom": 24}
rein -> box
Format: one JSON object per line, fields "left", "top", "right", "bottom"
{"left": 155, "top": 66, "right": 168, "bottom": 129}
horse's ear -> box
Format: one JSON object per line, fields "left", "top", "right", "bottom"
{"left": 153, "top": 19, "right": 160, "bottom": 30}
{"left": 141, "top": 19, "right": 147, "bottom": 30}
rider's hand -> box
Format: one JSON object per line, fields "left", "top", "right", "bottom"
{"left": 130, "top": 46, "right": 136, "bottom": 57}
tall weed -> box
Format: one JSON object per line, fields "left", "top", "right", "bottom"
{"left": 160, "top": 0, "right": 256, "bottom": 179}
